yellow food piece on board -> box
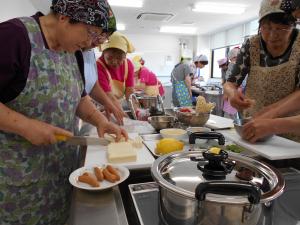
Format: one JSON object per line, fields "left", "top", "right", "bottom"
{"left": 209, "top": 147, "right": 221, "bottom": 154}
{"left": 107, "top": 142, "right": 137, "bottom": 163}
{"left": 156, "top": 138, "right": 184, "bottom": 155}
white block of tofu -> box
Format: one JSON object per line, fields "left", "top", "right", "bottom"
{"left": 107, "top": 142, "right": 137, "bottom": 163}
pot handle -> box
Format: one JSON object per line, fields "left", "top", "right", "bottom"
{"left": 189, "top": 132, "right": 225, "bottom": 145}
{"left": 195, "top": 181, "right": 261, "bottom": 204}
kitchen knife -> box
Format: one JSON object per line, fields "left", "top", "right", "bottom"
{"left": 55, "top": 134, "right": 110, "bottom": 146}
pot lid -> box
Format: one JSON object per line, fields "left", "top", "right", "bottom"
{"left": 151, "top": 150, "right": 285, "bottom": 204}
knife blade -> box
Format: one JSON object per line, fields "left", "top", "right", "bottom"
{"left": 55, "top": 135, "right": 110, "bottom": 146}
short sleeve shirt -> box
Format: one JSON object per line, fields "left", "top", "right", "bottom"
{"left": 171, "top": 63, "right": 193, "bottom": 83}
{"left": 226, "top": 29, "right": 300, "bottom": 88}
{"left": 139, "top": 67, "right": 158, "bottom": 85}
{"left": 83, "top": 50, "right": 97, "bottom": 94}
{"left": 97, "top": 56, "right": 134, "bottom": 93}
{"left": 0, "top": 12, "right": 86, "bottom": 103}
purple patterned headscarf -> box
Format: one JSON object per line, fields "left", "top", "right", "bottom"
{"left": 281, "top": 0, "right": 300, "bottom": 13}
{"left": 51, "top": 0, "right": 115, "bottom": 32}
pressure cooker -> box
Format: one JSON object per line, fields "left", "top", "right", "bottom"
{"left": 151, "top": 132, "right": 285, "bottom": 225}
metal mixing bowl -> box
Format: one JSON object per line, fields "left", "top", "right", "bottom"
{"left": 148, "top": 116, "right": 176, "bottom": 131}
{"left": 233, "top": 118, "right": 273, "bottom": 142}
{"left": 174, "top": 107, "right": 210, "bottom": 127}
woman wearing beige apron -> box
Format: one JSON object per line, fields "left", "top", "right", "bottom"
{"left": 97, "top": 31, "right": 135, "bottom": 110}
{"left": 238, "top": 0, "right": 300, "bottom": 143}
{"left": 224, "top": 0, "right": 300, "bottom": 142}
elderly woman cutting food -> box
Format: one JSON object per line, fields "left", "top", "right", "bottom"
{"left": 0, "top": 0, "right": 127, "bottom": 224}
{"left": 224, "top": 0, "right": 300, "bottom": 142}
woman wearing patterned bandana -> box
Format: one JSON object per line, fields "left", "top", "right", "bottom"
{"left": 0, "top": 0, "right": 127, "bottom": 224}
{"left": 224, "top": 0, "right": 300, "bottom": 143}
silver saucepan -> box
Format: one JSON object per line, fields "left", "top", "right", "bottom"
{"left": 151, "top": 132, "right": 285, "bottom": 225}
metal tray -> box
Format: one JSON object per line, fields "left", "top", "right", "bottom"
{"left": 140, "top": 134, "right": 190, "bottom": 158}
{"left": 141, "top": 134, "right": 255, "bottom": 158}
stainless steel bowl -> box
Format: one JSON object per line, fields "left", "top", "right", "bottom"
{"left": 148, "top": 116, "right": 176, "bottom": 131}
{"left": 233, "top": 118, "right": 273, "bottom": 142}
{"left": 139, "top": 96, "right": 158, "bottom": 108}
{"left": 174, "top": 107, "right": 210, "bottom": 127}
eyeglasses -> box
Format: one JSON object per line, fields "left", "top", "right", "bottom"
{"left": 260, "top": 26, "right": 293, "bottom": 35}
{"left": 86, "top": 27, "right": 110, "bottom": 43}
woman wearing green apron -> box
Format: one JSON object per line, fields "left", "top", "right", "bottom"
{"left": 0, "top": 0, "right": 127, "bottom": 224}
{"left": 224, "top": 0, "right": 300, "bottom": 142}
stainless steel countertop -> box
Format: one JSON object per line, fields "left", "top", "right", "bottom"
{"left": 68, "top": 117, "right": 300, "bottom": 225}
{"left": 68, "top": 119, "right": 155, "bottom": 225}
{"left": 69, "top": 186, "right": 128, "bottom": 225}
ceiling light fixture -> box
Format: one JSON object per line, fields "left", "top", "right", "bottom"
{"left": 117, "top": 23, "right": 126, "bottom": 31}
{"left": 192, "top": 2, "right": 247, "bottom": 15}
{"left": 108, "top": 0, "right": 143, "bottom": 8}
{"left": 160, "top": 26, "right": 197, "bottom": 35}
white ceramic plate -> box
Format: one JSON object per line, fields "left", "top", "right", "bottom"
{"left": 69, "top": 164, "right": 130, "bottom": 191}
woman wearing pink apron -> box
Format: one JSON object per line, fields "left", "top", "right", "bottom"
{"left": 133, "top": 60, "right": 165, "bottom": 97}
{"left": 97, "top": 32, "right": 135, "bottom": 110}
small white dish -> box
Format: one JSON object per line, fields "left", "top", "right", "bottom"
{"left": 160, "top": 128, "right": 187, "bottom": 141}
{"left": 69, "top": 164, "right": 130, "bottom": 191}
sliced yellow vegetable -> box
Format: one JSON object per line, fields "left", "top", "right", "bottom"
{"left": 156, "top": 138, "right": 184, "bottom": 155}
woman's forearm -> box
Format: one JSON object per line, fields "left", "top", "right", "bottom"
{"left": 185, "top": 75, "right": 192, "bottom": 96}
{"left": 0, "top": 103, "right": 30, "bottom": 136}
{"left": 105, "top": 92, "right": 123, "bottom": 112}
{"left": 125, "top": 87, "right": 134, "bottom": 100}
{"left": 76, "top": 96, "right": 108, "bottom": 127}
{"left": 270, "top": 90, "right": 300, "bottom": 117}
{"left": 256, "top": 90, "right": 300, "bottom": 119}
{"left": 223, "top": 82, "right": 238, "bottom": 98}
{"left": 89, "top": 82, "right": 112, "bottom": 108}
{"left": 271, "top": 116, "right": 300, "bottom": 135}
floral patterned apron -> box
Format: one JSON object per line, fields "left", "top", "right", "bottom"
{"left": 98, "top": 59, "right": 128, "bottom": 99}
{"left": 245, "top": 35, "right": 300, "bottom": 141}
{"left": 0, "top": 17, "right": 83, "bottom": 225}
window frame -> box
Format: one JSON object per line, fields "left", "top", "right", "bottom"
{"left": 210, "top": 44, "right": 241, "bottom": 78}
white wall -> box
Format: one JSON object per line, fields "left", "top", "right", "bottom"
{"left": 94, "top": 33, "right": 188, "bottom": 84}
{"left": 0, "top": 0, "right": 37, "bottom": 22}
{"left": 126, "top": 33, "right": 181, "bottom": 79}
{"left": 195, "top": 35, "right": 211, "bottom": 82}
